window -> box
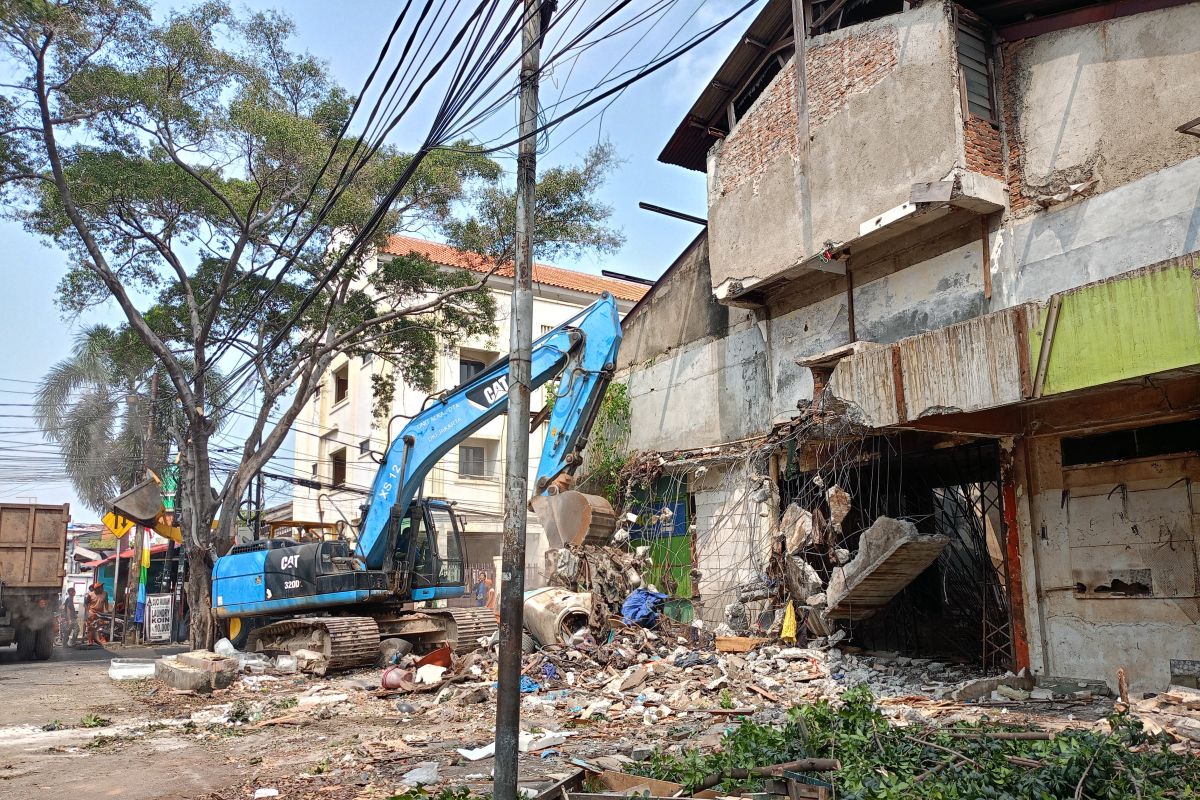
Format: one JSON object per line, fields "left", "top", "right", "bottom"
{"left": 539, "top": 324, "right": 555, "bottom": 337}
{"left": 359, "top": 438, "right": 371, "bottom": 455}
{"left": 956, "top": 15, "right": 996, "bottom": 122}
{"left": 1061, "top": 419, "right": 1200, "bottom": 467}
{"left": 460, "top": 357, "right": 486, "bottom": 385}
{"left": 728, "top": 44, "right": 795, "bottom": 126}
{"left": 807, "top": 0, "right": 903, "bottom": 37}
{"left": 333, "top": 364, "right": 349, "bottom": 404}
{"left": 362, "top": 352, "right": 373, "bottom": 365}
{"left": 459, "top": 445, "right": 487, "bottom": 478}
{"left": 330, "top": 448, "right": 347, "bottom": 487}
{"left": 311, "top": 462, "right": 318, "bottom": 476}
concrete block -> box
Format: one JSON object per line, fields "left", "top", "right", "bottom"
{"left": 156, "top": 657, "right": 220, "bottom": 693}
{"left": 176, "top": 650, "right": 238, "bottom": 675}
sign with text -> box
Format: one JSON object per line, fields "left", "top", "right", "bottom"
{"left": 144, "top": 593, "right": 173, "bottom": 643}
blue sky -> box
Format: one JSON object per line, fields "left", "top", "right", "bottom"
{"left": 0, "top": 1, "right": 759, "bottom": 519}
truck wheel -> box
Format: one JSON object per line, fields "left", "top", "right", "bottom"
{"left": 15, "top": 628, "right": 35, "bottom": 660}
{"left": 34, "top": 624, "right": 54, "bottom": 660}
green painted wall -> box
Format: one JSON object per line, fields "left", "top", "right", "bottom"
{"left": 1029, "top": 259, "right": 1200, "bottom": 396}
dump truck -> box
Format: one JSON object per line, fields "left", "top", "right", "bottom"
{"left": 0, "top": 502, "right": 70, "bottom": 660}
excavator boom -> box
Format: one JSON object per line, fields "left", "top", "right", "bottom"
{"left": 210, "top": 292, "right": 623, "bottom": 669}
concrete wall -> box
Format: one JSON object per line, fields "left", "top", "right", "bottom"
{"left": 1003, "top": 4, "right": 1200, "bottom": 217}
{"left": 621, "top": 219, "right": 995, "bottom": 447}
{"left": 690, "top": 463, "right": 774, "bottom": 626}
{"left": 617, "top": 234, "right": 738, "bottom": 371}
{"left": 1022, "top": 437, "right": 1200, "bottom": 693}
{"left": 992, "top": 156, "right": 1200, "bottom": 309}
{"left": 707, "top": 1, "right": 965, "bottom": 291}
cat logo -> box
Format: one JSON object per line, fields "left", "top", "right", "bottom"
{"left": 467, "top": 375, "right": 509, "bottom": 407}
{"left": 281, "top": 555, "right": 299, "bottom": 570}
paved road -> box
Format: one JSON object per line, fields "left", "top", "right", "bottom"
{"left": 0, "top": 643, "right": 234, "bottom": 798}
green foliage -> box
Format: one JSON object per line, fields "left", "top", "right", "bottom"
{"left": 34, "top": 324, "right": 223, "bottom": 512}
{"left": 442, "top": 142, "right": 624, "bottom": 263}
{"left": 388, "top": 787, "right": 477, "bottom": 800}
{"left": 580, "top": 381, "right": 631, "bottom": 505}
{"left": 1, "top": 0, "right": 627, "bottom": 599}
{"left": 227, "top": 700, "right": 252, "bottom": 725}
{"left": 79, "top": 713, "right": 111, "bottom": 728}
{"left": 270, "top": 696, "right": 298, "bottom": 711}
{"left": 631, "top": 687, "right": 1200, "bottom": 799}
{"left": 719, "top": 688, "right": 734, "bottom": 710}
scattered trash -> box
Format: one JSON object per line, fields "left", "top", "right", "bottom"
{"left": 252, "top": 789, "right": 279, "bottom": 799}
{"left": 621, "top": 588, "right": 667, "bottom": 627}
{"left": 272, "top": 654, "right": 297, "bottom": 674}
{"left": 400, "top": 761, "right": 440, "bottom": 786}
{"left": 415, "top": 664, "right": 447, "bottom": 685}
{"left": 457, "top": 742, "right": 496, "bottom": 761}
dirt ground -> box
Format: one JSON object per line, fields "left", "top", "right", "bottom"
{"left": 2, "top": 638, "right": 1176, "bottom": 800}
{"left": 0, "top": 643, "right": 651, "bottom": 800}
{"left": 0, "top": 643, "right": 245, "bottom": 798}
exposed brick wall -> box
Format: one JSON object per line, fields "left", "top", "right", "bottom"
{"left": 806, "top": 25, "right": 898, "bottom": 128}
{"left": 999, "top": 41, "right": 1036, "bottom": 218}
{"left": 964, "top": 115, "right": 1003, "bottom": 181}
{"left": 712, "top": 60, "right": 799, "bottom": 197}
{"left": 713, "top": 25, "right": 899, "bottom": 197}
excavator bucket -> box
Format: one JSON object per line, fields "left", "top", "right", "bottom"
{"left": 109, "top": 476, "right": 164, "bottom": 526}
{"left": 532, "top": 490, "right": 618, "bottom": 548}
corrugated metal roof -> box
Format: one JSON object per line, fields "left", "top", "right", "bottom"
{"left": 383, "top": 236, "right": 649, "bottom": 303}
{"left": 659, "top": 0, "right": 796, "bottom": 171}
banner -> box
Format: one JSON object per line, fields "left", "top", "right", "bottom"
{"left": 144, "top": 593, "right": 172, "bottom": 643}
{"left": 134, "top": 529, "right": 151, "bottom": 624}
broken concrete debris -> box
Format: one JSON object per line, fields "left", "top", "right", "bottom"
{"left": 824, "top": 516, "right": 949, "bottom": 620}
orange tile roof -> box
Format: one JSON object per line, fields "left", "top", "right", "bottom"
{"left": 382, "top": 235, "right": 649, "bottom": 303}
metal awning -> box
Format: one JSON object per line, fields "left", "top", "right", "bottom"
{"left": 658, "top": 0, "right": 794, "bottom": 171}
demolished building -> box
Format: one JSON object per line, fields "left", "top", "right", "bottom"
{"left": 614, "top": 0, "right": 1200, "bottom": 694}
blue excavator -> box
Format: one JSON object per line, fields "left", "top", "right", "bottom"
{"left": 210, "top": 293, "right": 623, "bottom": 671}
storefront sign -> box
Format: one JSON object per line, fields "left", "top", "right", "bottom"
{"left": 144, "top": 593, "right": 172, "bottom": 643}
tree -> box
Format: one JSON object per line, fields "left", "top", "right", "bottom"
{"left": 2, "top": 1, "right": 622, "bottom": 645}
{"left": 34, "top": 324, "right": 194, "bottom": 512}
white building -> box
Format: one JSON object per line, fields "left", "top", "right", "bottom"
{"left": 290, "top": 235, "right": 646, "bottom": 590}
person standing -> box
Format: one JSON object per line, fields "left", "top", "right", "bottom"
{"left": 474, "top": 571, "right": 488, "bottom": 607}
{"left": 60, "top": 587, "right": 78, "bottom": 646}
{"left": 85, "top": 582, "right": 109, "bottom": 645}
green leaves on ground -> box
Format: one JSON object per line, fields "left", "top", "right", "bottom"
{"left": 632, "top": 687, "right": 1200, "bottom": 799}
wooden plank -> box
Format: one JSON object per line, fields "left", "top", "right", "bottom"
{"left": 890, "top": 345, "right": 908, "bottom": 423}
{"left": 595, "top": 771, "right": 685, "bottom": 797}
{"left": 715, "top": 635, "right": 768, "bottom": 653}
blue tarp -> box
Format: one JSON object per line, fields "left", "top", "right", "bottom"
{"left": 621, "top": 588, "right": 668, "bottom": 627}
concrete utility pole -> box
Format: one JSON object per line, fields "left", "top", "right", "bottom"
{"left": 495, "top": 1, "right": 547, "bottom": 797}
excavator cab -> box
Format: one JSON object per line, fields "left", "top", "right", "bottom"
{"left": 391, "top": 499, "right": 468, "bottom": 603}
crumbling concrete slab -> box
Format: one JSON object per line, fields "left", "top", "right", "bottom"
{"left": 156, "top": 656, "right": 234, "bottom": 693}
{"left": 176, "top": 650, "right": 238, "bottom": 675}
{"left": 825, "top": 517, "right": 949, "bottom": 620}
{"left": 949, "top": 673, "right": 1036, "bottom": 702}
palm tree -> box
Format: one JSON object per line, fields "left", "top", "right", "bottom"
{"left": 34, "top": 325, "right": 179, "bottom": 514}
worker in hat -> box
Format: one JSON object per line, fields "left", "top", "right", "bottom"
{"left": 85, "top": 582, "right": 109, "bottom": 645}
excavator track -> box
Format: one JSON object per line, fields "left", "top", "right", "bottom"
{"left": 249, "top": 616, "right": 380, "bottom": 675}
{"left": 429, "top": 607, "right": 498, "bottom": 653}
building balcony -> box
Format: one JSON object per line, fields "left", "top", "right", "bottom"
{"left": 661, "top": 0, "right": 1007, "bottom": 306}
